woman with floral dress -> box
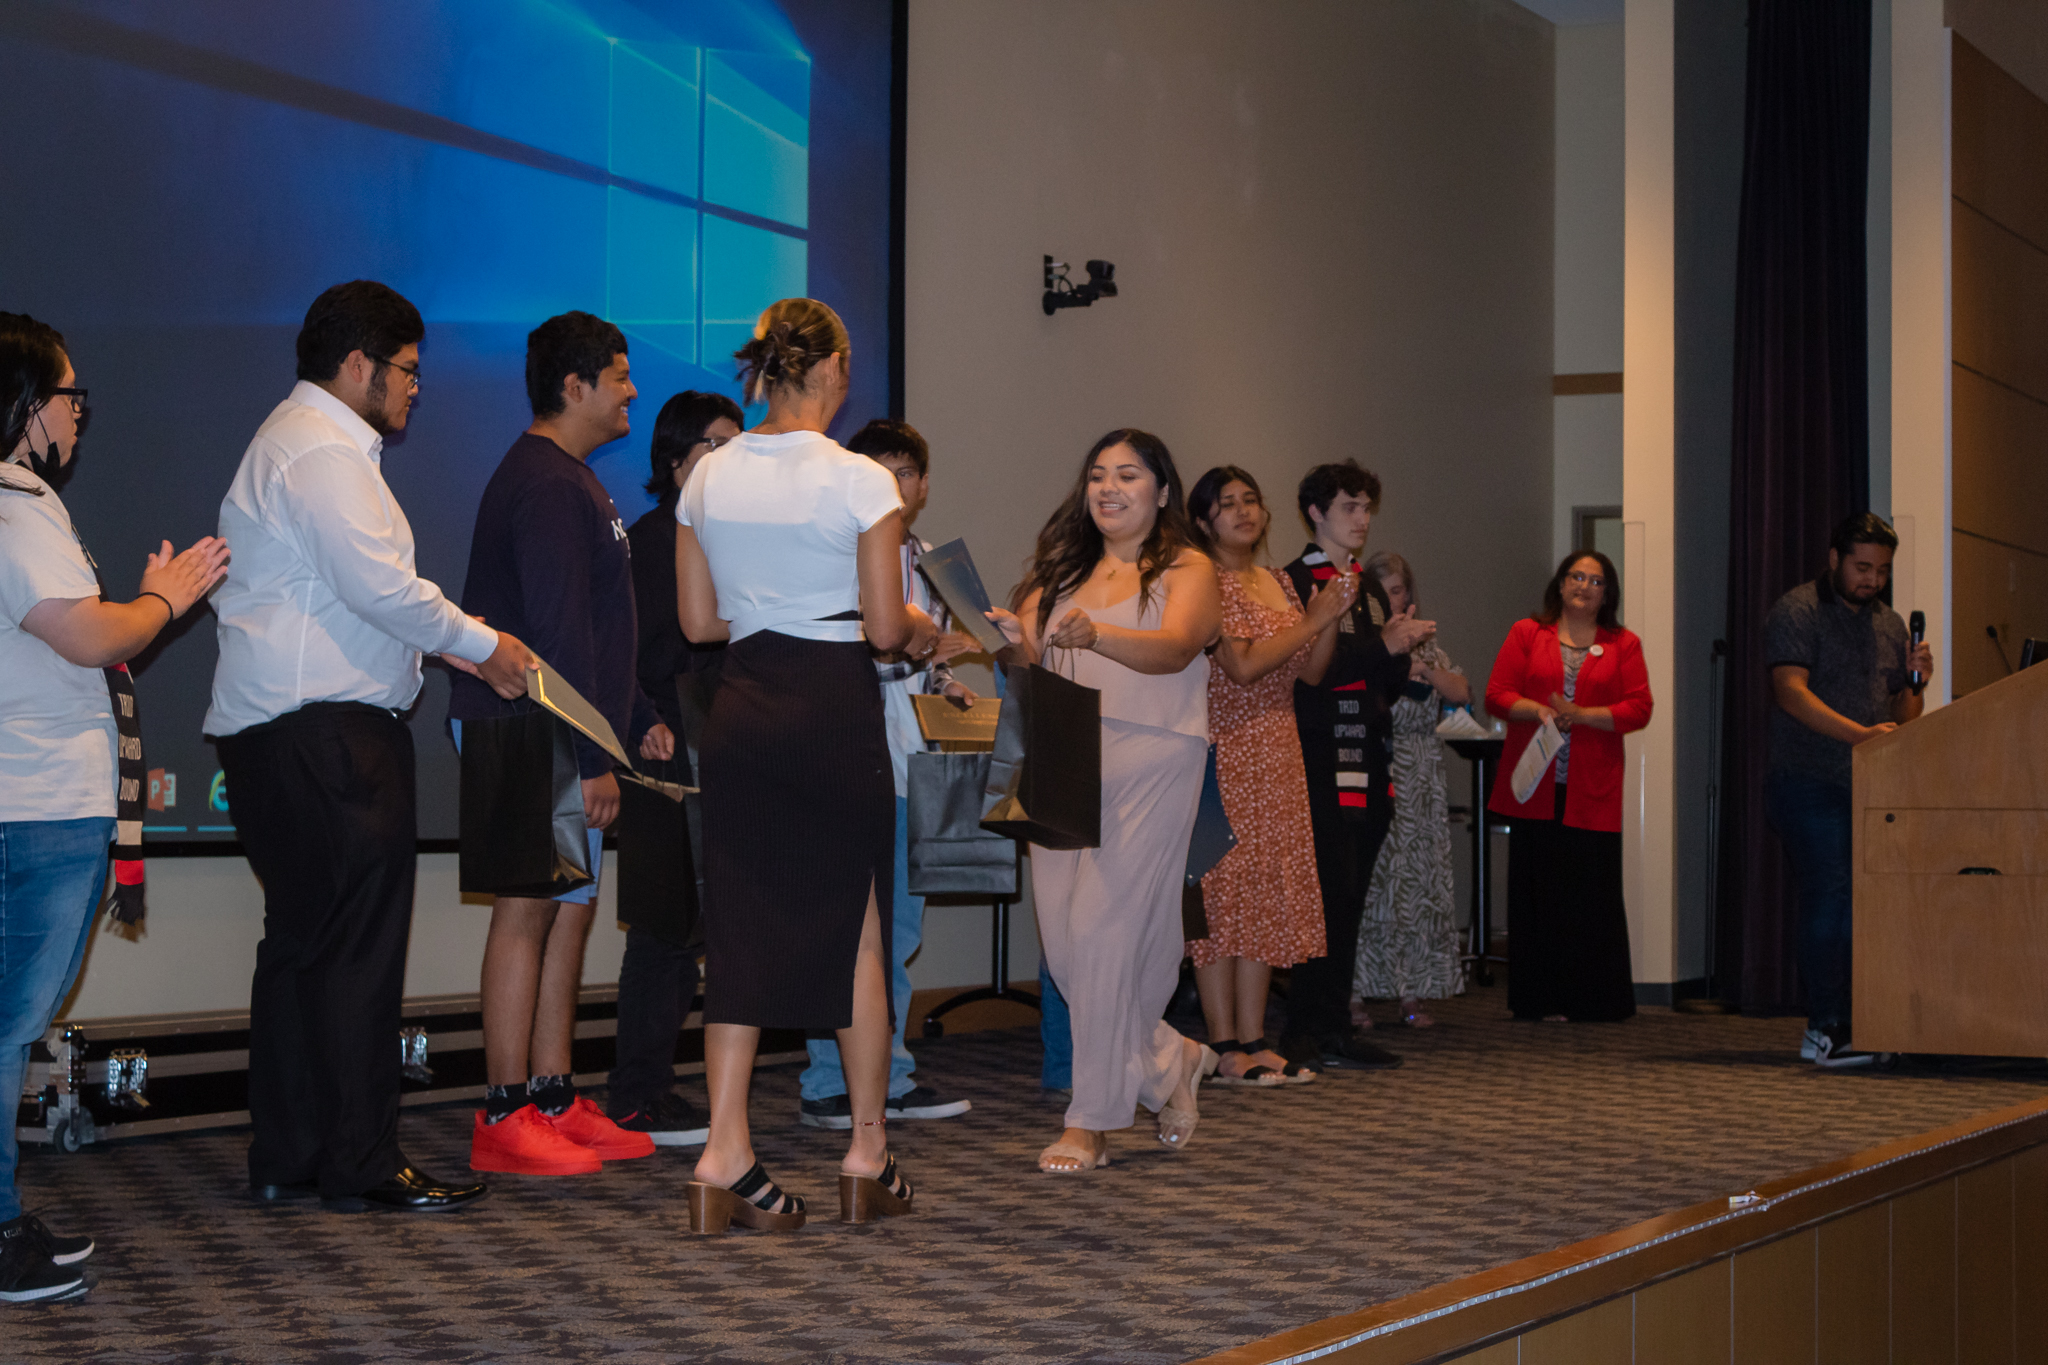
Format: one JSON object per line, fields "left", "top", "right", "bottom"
{"left": 1186, "top": 467, "right": 1352, "bottom": 1084}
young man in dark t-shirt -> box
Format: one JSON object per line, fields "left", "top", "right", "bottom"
{"left": 1763, "top": 512, "right": 1929, "bottom": 1069}
{"left": 449, "top": 311, "right": 672, "bottom": 1174}
{"left": 1278, "top": 460, "right": 1435, "bottom": 1072}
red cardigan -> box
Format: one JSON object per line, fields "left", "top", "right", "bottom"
{"left": 1484, "top": 618, "right": 1653, "bottom": 833}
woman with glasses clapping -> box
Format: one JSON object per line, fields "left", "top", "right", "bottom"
{"left": 1484, "top": 551, "right": 1652, "bottom": 1023}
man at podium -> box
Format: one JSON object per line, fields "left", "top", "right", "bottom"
{"left": 1762, "top": 513, "right": 1934, "bottom": 1069}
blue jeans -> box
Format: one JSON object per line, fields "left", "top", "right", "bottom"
{"left": 1039, "top": 956, "right": 1072, "bottom": 1089}
{"left": 1, "top": 817, "right": 114, "bottom": 1222}
{"left": 803, "top": 796, "right": 919, "bottom": 1101}
{"left": 1765, "top": 769, "right": 1854, "bottom": 1031}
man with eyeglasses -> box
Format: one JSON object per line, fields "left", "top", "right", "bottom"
{"left": 207, "top": 280, "right": 535, "bottom": 1213}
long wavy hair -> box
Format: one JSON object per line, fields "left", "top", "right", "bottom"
{"left": 1014, "top": 428, "right": 1196, "bottom": 636}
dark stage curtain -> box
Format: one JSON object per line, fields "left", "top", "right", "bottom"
{"left": 1718, "top": 0, "right": 1871, "bottom": 1013}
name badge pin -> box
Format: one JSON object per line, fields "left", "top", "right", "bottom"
{"left": 1589, "top": 644, "right": 1604, "bottom": 657}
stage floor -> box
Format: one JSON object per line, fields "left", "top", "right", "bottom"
{"left": 13, "top": 987, "right": 2046, "bottom": 1363}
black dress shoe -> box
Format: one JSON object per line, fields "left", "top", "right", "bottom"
{"left": 1316, "top": 1031, "right": 1404, "bottom": 1071}
{"left": 249, "top": 1180, "right": 319, "bottom": 1203}
{"left": 322, "top": 1165, "right": 488, "bottom": 1214}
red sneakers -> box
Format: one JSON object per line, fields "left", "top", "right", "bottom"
{"left": 469, "top": 1104, "right": 603, "bottom": 1175}
{"left": 546, "top": 1095, "right": 656, "bottom": 1161}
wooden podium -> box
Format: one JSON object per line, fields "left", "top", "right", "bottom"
{"left": 1854, "top": 660, "right": 2048, "bottom": 1056}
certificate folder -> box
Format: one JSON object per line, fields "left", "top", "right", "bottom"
{"left": 919, "top": 538, "right": 1014, "bottom": 659}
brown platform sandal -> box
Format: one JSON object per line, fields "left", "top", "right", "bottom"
{"left": 686, "top": 1161, "right": 807, "bottom": 1234}
{"left": 1207, "top": 1038, "right": 1283, "bottom": 1088}
{"left": 839, "top": 1153, "right": 915, "bottom": 1224}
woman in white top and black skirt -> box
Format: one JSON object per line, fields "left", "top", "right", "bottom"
{"left": 673, "top": 298, "right": 938, "bottom": 1233}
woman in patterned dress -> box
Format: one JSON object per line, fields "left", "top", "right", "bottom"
{"left": 1186, "top": 467, "right": 1353, "bottom": 1084}
{"left": 1352, "top": 552, "right": 1469, "bottom": 1028}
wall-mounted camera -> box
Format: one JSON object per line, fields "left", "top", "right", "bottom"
{"left": 1043, "top": 256, "right": 1117, "bottom": 315}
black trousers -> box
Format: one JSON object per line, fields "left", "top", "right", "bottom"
{"left": 1505, "top": 784, "right": 1635, "bottom": 1022}
{"left": 218, "top": 703, "right": 415, "bottom": 1197}
{"left": 607, "top": 928, "right": 700, "bottom": 1115}
{"left": 1285, "top": 772, "right": 1396, "bottom": 1044}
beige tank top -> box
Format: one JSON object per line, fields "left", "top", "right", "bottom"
{"left": 1044, "top": 586, "right": 1209, "bottom": 740}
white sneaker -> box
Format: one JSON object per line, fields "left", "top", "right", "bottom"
{"left": 1800, "top": 1028, "right": 1823, "bottom": 1061}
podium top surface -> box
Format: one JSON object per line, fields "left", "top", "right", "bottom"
{"left": 1855, "top": 659, "right": 2048, "bottom": 809}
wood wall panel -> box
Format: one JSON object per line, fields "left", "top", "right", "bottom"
{"left": 1633, "top": 1263, "right": 1730, "bottom": 1365}
{"left": 1952, "top": 365, "right": 2048, "bottom": 559}
{"left": 1957, "top": 1160, "right": 2016, "bottom": 1365}
{"left": 1953, "top": 201, "right": 2048, "bottom": 404}
{"left": 1891, "top": 1180, "right": 1959, "bottom": 1365}
{"left": 1732, "top": 1231, "right": 1816, "bottom": 1365}
{"left": 1954, "top": 37, "right": 2048, "bottom": 256}
{"left": 1817, "top": 1204, "right": 1891, "bottom": 1365}
{"left": 1520, "top": 1295, "right": 1630, "bottom": 1365}
{"left": 1950, "top": 529, "right": 2048, "bottom": 698}
{"left": 2017, "top": 1145, "right": 2048, "bottom": 1365}
{"left": 1447, "top": 1342, "right": 1515, "bottom": 1364}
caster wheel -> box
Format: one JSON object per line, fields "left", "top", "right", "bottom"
{"left": 922, "top": 1019, "right": 944, "bottom": 1039}
{"left": 54, "top": 1116, "right": 82, "bottom": 1153}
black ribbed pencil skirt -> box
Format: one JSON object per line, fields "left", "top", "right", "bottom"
{"left": 698, "top": 629, "right": 895, "bottom": 1030}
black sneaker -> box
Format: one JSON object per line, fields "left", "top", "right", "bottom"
{"left": 1316, "top": 1031, "right": 1404, "bottom": 1071}
{"left": 1812, "top": 1025, "right": 1877, "bottom": 1069}
{"left": 16, "top": 1215, "right": 91, "bottom": 1266}
{"left": 886, "top": 1086, "right": 972, "bottom": 1120}
{"left": 0, "top": 1217, "right": 87, "bottom": 1305}
{"left": 610, "top": 1092, "right": 709, "bottom": 1147}
{"left": 799, "top": 1094, "right": 853, "bottom": 1130}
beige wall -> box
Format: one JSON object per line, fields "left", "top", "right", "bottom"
{"left": 905, "top": 0, "right": 1556, "bottom": 694}
{"left": 1553, "top": 22, "right": 1626, "bottom": 566}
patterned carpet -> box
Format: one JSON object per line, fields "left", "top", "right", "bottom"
{"left": 9, "top": 986, "right": 2046, "bottom": 1363}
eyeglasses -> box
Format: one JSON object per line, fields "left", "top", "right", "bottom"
{"left": 47, "top": 387, "right": 87, "bottom": 415}
{"left": 1567, "top": 571, "right": 1605, "bottom": 587}
{"left": 692, "top": 434, "right": 731, "bottom": 451}
{"left": 370, "top": 355, "right": 421, "bottom": 391}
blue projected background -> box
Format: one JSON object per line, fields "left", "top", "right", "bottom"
{"left": 0, "top": 0, "right": 897, "bottom": 841}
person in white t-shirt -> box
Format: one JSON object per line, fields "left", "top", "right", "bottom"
{"left": 0, "top": 313, "right": 226, "bottom": 1305}
{"left": 674, "top": 298, "right": 937, "bottom": 1233}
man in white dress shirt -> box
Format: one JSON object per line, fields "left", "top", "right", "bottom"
{"left": 206, "top": 281, "right": 533, "bottom": 1213}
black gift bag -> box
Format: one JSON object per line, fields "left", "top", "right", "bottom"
{"left": 458, "top": 708, "right": 594, "bottom": 899}
{"left": 980, "top": 662, "right": 1100, "bottom": 849}
{"left": 1180, "top": 744, "right": 1238, "bottom": 941}
{"left": 907, "top": 751, "right": 1020, "bottom": 896}
{"left": 616, "top": 755, "right": 699, "bottom": 949}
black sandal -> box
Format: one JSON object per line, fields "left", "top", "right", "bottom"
{"left": 839, "top": 1153, "right": 915, "bottom": 1224}
{"left": 687, "top": 1161, "right": 807, "bottom": 1234}
{"left": 1207, "top": 1039, "right": 1282, "bottom": 1088}
{"left": 1246, "top": 1035, "right": 1317, "bottom": 1085}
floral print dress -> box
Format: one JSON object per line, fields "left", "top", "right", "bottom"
{"left": 1191, "top": 568, "right": 1327, "bottom": 969}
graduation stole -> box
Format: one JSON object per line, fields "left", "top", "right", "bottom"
{"left": 66, "top": 516, "right": 148, "bottom": 927}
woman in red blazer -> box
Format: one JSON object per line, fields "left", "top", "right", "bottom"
{"left": 1485, "top": 551, "right": 1653, "bottom": 1021}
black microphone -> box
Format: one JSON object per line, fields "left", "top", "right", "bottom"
{"left": 1909, "top": 610, "right": 1925, "bottom": 688}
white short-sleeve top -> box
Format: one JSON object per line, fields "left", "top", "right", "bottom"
{"left": 677, "top": 429, "right": 902, "bottom": 643}
{"left": 0, "top": 464, "right": 118, "bottom": 822}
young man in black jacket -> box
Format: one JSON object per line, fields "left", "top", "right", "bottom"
{"left": 449, "top": 312, "right": 673, "bottom": 1175}
{"left": 1280, "top": 461, "right": 1435, "bottom": 1071}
